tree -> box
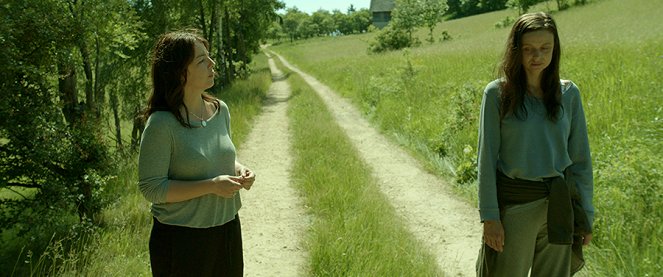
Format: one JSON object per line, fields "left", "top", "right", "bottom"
{"left": 0, "top": 0, "right": 138, "bottom": 238}
{"left": 1, "top": 2, "right": 286, "bottom": 273}
{"left": 421, "top": 0, "right": 448, "bottom": 43}
{"left": 507, "top": 0, "right": 540, "bottom": 14}
{"left": 479, "top": 0, "right": 508, "bottom": 11}
{"left": 266, "top": 21, "right": 285, "bottom": 43}
{"left": 283, "top": 7, "right": 308, "bottom": 41}
{"left": 332, "top": 9, "right": 352, "bottom": 35}
{"left": 447, "top": 0, "right": 508, "bottom": 18}
{"left": 311, "top": 9, "right": 334, "bottom": 36}
{"left": 350, "top": 8, "right": 372, "bottom": 34}
{"left": 392, "top": 0, "right": 425, "bottom": 42}
{"left": 556, "top": 0, "right": 570, "bottom": 10}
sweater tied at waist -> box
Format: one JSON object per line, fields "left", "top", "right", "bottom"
{"left": 496, "top": 170, "right": 590, "bottom": 245}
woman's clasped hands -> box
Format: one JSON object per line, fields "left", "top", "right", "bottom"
{"left": 211, "top": 168, "right": 255, "bottom": 199}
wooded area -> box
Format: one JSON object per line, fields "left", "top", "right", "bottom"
{"left": 0, "top": 0, "right": 282, "bottom": 242}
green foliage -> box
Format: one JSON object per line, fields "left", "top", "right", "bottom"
{"left": 368, "top": 25, "right": 417, "bottom": 53}
{"left": 443, "top": 83, "right": 483, "bottom": 183}
{"left": 447, "top": 0, "right": 509, "bottom": 18}
{"left": 1, "top": 53, "right": 272, "bottom": 276}
{"left": 371, "top": 0, "right": 448, "bottom": 51}
{"left": 421, "top": 0, "right": 449, "bottom": 43}
{"left": 281, "top": 6, "right": 372, "bottom": 41}
{"left": 391, "top": 0, "right": 426, "bottom": 38}
{"left": 0, "top": 0, "right": 116, "bottom": 237}
{"left": 1, "top": 0, "right": 282, "bottom": 275}
{"left": 507, "top": 0, "right": 543, "bottom": 14}
{"left": 494, "top": 16, "right": 515, "bottom": 29}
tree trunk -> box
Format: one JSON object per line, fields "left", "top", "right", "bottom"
{"left": 58, "top": 61, "right": 78, "bottom": 125}
{"left": 94, "top": 37, "right": 105, "bottom": 117}
{"left": 223, "top": 6, "right": 234, "bottom": 83}
{"left": 198, "top": 0, "right": 207, "bottom": 39}
{"left": 428, "top": 25, "right": 435, "bottom": 43}
{"left": 209, "top": 0, "right": 217, "bottom": 52}
{"left": 79, "top": 41, "right": 95, "bottom": 116}
{"left": 110, "top": 87, "right": 122, "bottom": 148}
{"left": 216, "top": 0, "right": 225, "bottom": 85}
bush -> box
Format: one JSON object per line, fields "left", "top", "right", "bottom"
{"left": 369, "top": 25, "right": 417, "bottom": 53}
{"left": 439, "top": 31, "right": 452, "bottom": 42}
{"left": 494, "top": 16, "right": 515, "bottom": 29}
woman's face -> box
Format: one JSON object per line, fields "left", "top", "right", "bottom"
{"left": 184, "top": 40, "right": 216, "bottom": 93}
{"left": 520, "top": 29, "right": 554, "bottom": 78}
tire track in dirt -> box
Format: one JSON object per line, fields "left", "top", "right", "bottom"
{"left": 271, "top": 51, "right": 482, "bottom": 277}
{"left": 238, "top": 53, "right": 309, "bottom": 277}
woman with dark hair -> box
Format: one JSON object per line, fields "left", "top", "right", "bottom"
{"left": 138, "top": 30, "right": 255, "bottom": 276}
{"left": 476, "top": 12, "right": 594, "bottom": 276}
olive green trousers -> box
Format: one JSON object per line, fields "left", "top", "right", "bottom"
{"left": 477, "top": 198, "right": 572, "bottom": 277}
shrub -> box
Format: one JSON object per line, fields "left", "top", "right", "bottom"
{"left": 494, "top": 16, "right": 515, "bottom": 29}
{"left": 369, "top": 25, "right": 417, "bottom": 53}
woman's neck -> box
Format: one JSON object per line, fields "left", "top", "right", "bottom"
{"left": 182, "top": 91, "right": 205, "bottom": 117}
{"left": 526, "top": 73, "right": 543, "bottom": 98}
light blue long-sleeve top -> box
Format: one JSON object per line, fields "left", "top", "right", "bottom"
{"left": 477, "top": 79, "right": 594, "bottom": 226}
{"left": 138, "top": 100, "right": 241, "bottom": 228}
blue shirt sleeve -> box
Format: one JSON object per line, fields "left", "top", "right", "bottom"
{"left": 138, "top": 113, "right": 172, "bottom": 204}
{"left": 565, "top": 82, "right": 595, "bottom": 226}
{"left": 477, "top": 80, "right": 502, "bottom": 222}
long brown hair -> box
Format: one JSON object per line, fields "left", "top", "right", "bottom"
{"left": 145, "top": 30, "right": 216, "bottom": 127}
{"left": 499, "top": 12, "right": 561, "bottom": 121}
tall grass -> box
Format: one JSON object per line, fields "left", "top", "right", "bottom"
{"left": 272, "top": 0, "right": 663, "bottom": 275}
{"left": 1, "top": 54, "right": 272, "bottom": 276}
{"left": 283, "top": 57, "right": 443, "bottom": 276}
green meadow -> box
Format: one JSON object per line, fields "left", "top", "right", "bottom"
{"left": 271, "top": 0, "right": 663, "bottom": 275}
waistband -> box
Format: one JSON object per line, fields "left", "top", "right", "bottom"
{"left": 496, "top": 170, "right": 573, "bottom": 244}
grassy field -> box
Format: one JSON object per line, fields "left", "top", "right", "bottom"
{"left": 282, "top": 56, "right": 443, "bottom": 276}
{"left": 271, "top": 0, "right": 663, "bottom": 275}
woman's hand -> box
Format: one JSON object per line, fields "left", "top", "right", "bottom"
{"left": 210, "top": 175, "right": 243, "bottom": 198}
{"left": 237, "top": 167, "right": 256, "bottom": 190}
{"left": 483, "top": 220, "right": 505, "bottom": 252}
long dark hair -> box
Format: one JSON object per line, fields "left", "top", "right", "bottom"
{"left": 145, "top": 30, "right": 216, "bottom": 127}
{"left": 499, "top": 12, "right": 561, "bottom": 121}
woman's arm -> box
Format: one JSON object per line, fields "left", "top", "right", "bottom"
{"left": 566, "top": 83, "right": 595, "bottom": 230}
{"left": 478, "top": 82, "right": 505, "bottom": 252}
{"left": 166, "top": 176, "right": 243, "bottom": 202}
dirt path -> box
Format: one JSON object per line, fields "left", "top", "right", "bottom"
{"left": 237, "top": 53, "right": 309, "bottom": 277}
{"left": 271, "top": 51, "right": 482, "bottom": 277}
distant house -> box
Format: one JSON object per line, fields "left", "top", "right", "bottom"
{"left": 370, "top": 0, "right": 395, "bottom": 29}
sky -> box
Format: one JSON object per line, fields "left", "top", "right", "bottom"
{"left": 279, "top": 0, "right": 370, "bottom": 14}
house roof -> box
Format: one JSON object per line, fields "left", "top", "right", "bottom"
{"left": 370, "top": 0, "right": 395, "bottom": 12}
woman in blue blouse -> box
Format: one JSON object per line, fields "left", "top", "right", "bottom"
{"left": 476, "top": 12, "right": 594, "bottom": 276}
{"left": 138, "top": 30, "right": 255, "bottom": 276}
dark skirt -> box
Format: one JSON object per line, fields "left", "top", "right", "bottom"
{"left": 149, "top": 214, "right": 243, "bottom": 277}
